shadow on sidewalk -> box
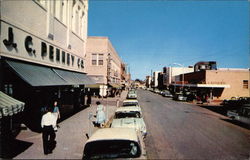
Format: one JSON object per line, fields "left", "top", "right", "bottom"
{"left": 1, "top": 139, "right": 33, "bottom": 159}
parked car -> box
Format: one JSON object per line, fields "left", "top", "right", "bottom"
{"left": 114, "top": 107, "right": 142, "bottom": 118}
{"left": 83, "top": 128, "right": 146, "bottom": 159}
{"left": 111, "top": 117, "right": 147, "bottom": 138}
{"left": 162, "top": 91, "right": 173, "bottom": 98}
{"left": 127, "top": 90, "right": 137, "bottom": 99}
{"left": 153, "top": 89, "right": 160, "bottom": 94}
{"left": 221, "top": 97, "right": 250, "bottom": 109}
{"left": 122, "top": 99, "right": 140, "bottom": 107}
{"left": 227, "top": 105, "right": 250, "bottom": 125}
{"left": 173, "top": 93, "right": 187, "bottom": 101}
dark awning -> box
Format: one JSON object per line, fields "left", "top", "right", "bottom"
{"left": 53, "top": 69, "right": 95, "bottom": 85}
{"left": 0, "top": 91, "right": 25, "bottom": 118}
{"left": 6, "top": 60, "right": 96, "bottom": 86}
{"left": 6, "top": 60, "right": 68, "bottom": 86}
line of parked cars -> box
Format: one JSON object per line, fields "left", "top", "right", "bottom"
{"left": 224, "top": 97, "right": 250, "bottom": 125}
{"left": 83, "top": 89, "right": 147, "bottom": 159}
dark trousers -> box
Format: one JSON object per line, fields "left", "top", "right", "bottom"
{"left": 42, "top": 126, "right": 56, "bottom": 154}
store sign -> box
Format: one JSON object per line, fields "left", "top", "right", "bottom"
{"left": 1, "top": 22, "right": 85, "bottom": 72}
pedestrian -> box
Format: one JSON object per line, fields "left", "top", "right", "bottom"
{"left": 53, "top": 101, "right": 60, "bottom": 131}
{"left": 95, "top": 101, "right": 106, "bottom": 127}
{"left": 87, "top": 93, "right": 92, "bottom": 107}
{"left": 41, "top": 106, "right": 57, "bottom": 155}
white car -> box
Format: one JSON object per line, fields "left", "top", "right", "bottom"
{"left": 115, "top": 106, "right": 142, "bottom": 117}
{"left": 122, "top": 99, "right": 140, "bottom": 107}
{"left": 83, "top": 128, "right": 146, "bottom": 159}
{"left": 111, "top": 117, "right": 147, "bottom": 138}
{"left": 127, "top": 93, "right": 137, "bottom": 99}
{"left": 227, "top": 106, "right": 250, "bottom": 125}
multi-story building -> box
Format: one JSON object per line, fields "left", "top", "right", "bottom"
{"left": 145, "top": 76, "right": 152, "bottom": 88}
{"left": 121, "top": 63, "right": 130, "bottom": 89}
{"left": 152, "top": 71, "right": 161, "bottom": 88}
{"left": 163, "top": 66, "right": 194, "bottom": 88}
{"left": 0, "top": 0, "right": 92, "bottom": 157}
{"left": 85, "top": 36, "right": 125, "bottom": 97}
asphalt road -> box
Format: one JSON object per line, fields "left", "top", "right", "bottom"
{"left": 138, "top": 89, "right": 250, "bottom": 160}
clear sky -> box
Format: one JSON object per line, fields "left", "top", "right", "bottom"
{"left": 88, "top": 0, "right": 249, "bottom": 80}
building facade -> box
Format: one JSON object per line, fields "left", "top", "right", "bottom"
{"left": 163, "top": 66, "right": 194, "bottom": 88}
{"left": 85, "top": 37, "right": 126, "bottom": 97}
{"left": 172, "top": 69, "right": 250, "bottom": 101}
{"left": 0, "top": 0, "right": 92, "bottom": 157}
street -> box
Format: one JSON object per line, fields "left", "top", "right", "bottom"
{"left": 138, "top": 89, "right": 250, "bottom": 159}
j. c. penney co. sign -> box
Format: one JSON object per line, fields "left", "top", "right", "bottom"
{"left": 0, "top": 21, "right": 85, "bottom": 72}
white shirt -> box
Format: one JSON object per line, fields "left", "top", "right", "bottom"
{"left": 41, "top": 112, "right": 57, "bottom": 128}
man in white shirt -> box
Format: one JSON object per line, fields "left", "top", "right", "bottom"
{"left": 41, "top": 106, "right": 57, "bottom": 155}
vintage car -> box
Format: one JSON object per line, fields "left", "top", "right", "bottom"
{"left": 222, "top": 97, "right": 250, "bottom": 109}
{"left": 127, "top": 91, "right": 137, "bottom": 99}
{"left": 227, "top": 105, "right": 250, "bottom": 125}
{"left": 114, "top": 106, "right": 142, "bottom": 118}
{"left": 162, "top": 91, "right": 173, "bottom": 98}
{"left": 173, "top": 93, "right": 187, "bottom": 101}
{"left": 122, "top": 99, "right": 140, "bottom": 107}
{"left": 83, "top": 128, "right": 146, "bottom": 159}
{"left": 111, "top": 117, "right": 147, "bottom": 138}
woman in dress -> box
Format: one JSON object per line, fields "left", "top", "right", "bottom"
{"left": 95, "top": 101, "right": 106, "bottom": 127}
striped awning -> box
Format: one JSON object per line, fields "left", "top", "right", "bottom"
{"left": 0, "top": 91, "right": 25, "bottom": 118}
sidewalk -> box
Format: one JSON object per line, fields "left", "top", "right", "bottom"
{"left": 14, "top": 90, "right": 128, "bottom": 159}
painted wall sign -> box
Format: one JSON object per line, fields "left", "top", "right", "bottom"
{"left": 1, "top": 22, "right": 85, "bottom": 72}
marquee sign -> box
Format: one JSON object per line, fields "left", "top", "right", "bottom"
{"left": 1, "top": 21, "right": 85, "bottom": 72}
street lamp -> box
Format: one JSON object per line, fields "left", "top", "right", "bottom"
{"left": 173, "top": 63, "right": 184, "bottom": 90}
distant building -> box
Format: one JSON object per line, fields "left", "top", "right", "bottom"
{"left": 172, "top": 68, "right": 249, "bottom": 101}
{"left": 152, "top": 71, "right": 161, "bottom": 88}
{"left": 85, "top": 37, "right": 126, "bottom": 97}
{"left": 145, "top": 76, "right": 152, "bottom": 88}
{"left": 163, "top": 66, "right": 194, "bottom": 88}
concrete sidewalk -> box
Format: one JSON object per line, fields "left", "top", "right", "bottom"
{"left": 14, "top": 90, "right": 128, "bottom": 159}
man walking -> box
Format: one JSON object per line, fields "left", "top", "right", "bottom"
{"left": 41, "top": 106, "right": 57, "bottom": 155}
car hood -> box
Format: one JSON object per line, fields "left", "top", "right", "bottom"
{"left": 111, "top": 118, "right": 146, "bottom": 133}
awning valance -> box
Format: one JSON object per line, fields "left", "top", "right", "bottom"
{"left": 109, "top": 83, "right": 122, "bottom": 89}
{"left": 85, "top": 84, "right": 102, "bottom": 88}
{"left": 0, "top": 91, "right": 25, "bottom": 118}
{"left": 53, "top": 69, "right": 96, "bottom": 85}
{"left": 6, "top": 60, "right": 96, "bottom": 86}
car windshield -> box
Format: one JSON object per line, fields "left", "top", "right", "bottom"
{"left": 115, "top": 111, "right": 141, "bottom": 118}
{"left": 84, "top": 140, "right": 141, "bottom": 159}
{"left": 123, "top": 102, "right": 138, "bottom": 106}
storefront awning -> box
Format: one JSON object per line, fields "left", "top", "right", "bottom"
{"left": 6, "top": 60, "right": 96, "bottom": 86}
{"left": 53, "top": 69, "right": 96, "bottom": 85}
{"left": 0, "top": 91, "right": 25, "bottom": 118}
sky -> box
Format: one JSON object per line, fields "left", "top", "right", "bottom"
{"left": 88, "top": 0, "right": 249, "bottom": 80}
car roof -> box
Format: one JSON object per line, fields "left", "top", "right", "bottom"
{"left": 116, "top": 107, "right": 141, "bottom": 112}
{"left": 86, "top": 128, "right": 138, "bottom": 143}
{"left": 123, "top": 99, "right": 139, "bottom": 103}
